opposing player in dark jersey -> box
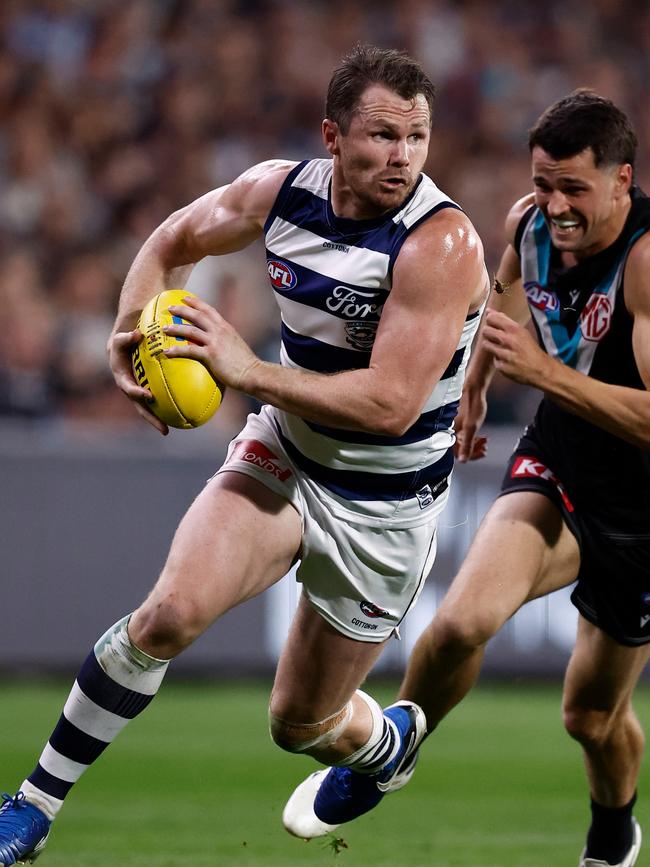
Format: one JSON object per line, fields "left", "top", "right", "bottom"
{"left": 286, "top": 91, "right": 650, "bottom": 867}
{"left": 0, "top": 45, "right": 488, "bottom": 864}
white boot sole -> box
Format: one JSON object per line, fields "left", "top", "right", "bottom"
{"left": 282, "top": 770, "right": 340, "bottom": 839}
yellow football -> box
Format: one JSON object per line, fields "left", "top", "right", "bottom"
{"left": 131, "top": 289, "right": 223, "bottom": 429}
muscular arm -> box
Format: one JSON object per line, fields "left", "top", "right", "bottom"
{"left": 484, "top": 230, "right": 650, "bottom": 449}
{"left": 166, "top": 210, "right": 489, "bottom": 436}
{"left": 108, "top": 159, "right": 295, "bottom": 431}
{"left": 455, "top": 195, "right": 532, "bottom": 461}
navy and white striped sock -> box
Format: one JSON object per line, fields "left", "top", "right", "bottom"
{"left": 334, "top": 690, "right": 401, "bottom": 774}
{"left": 21, "top": 615, "right": 169, "bottom": 819}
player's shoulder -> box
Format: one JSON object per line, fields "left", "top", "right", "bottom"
{"left": 625, "top": 225, "right": 650, "bottom": 269}
{"left": 413, "top": 199, "right": 482, "bottom": 254}
{"left": 504, "top": 193, "right": 536, "bottom": 244}
{"left": 623, "top": 228, "right": 650, "bottom": 315}
{"left": 397, "top": 201, "right": 484, "bottom": 277}
{"left": 224, "top": 159, "right": 299, "bottom": 220}
{"left": 235, "top": 159, "right": 299, "bottom": 197}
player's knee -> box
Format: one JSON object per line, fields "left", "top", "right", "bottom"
{"left": 268, "top": 715, "right": 313, "bottom": 754}
{"left": 268, "top": 701, "right": 352, "bottom": 757}
{"left": 562, "top": 703, "right": 617, "bottom": 748}
{"left": 131, "top": 596, "right": 205, "bottom": 658}
{"left": 432, "top": 606, "right": 495, "bottom": 654}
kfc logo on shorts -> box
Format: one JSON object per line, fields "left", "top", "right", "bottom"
{"left": 580, "top": 294, "right": 612, "bottom": 342}
{"left": 229, "top": 439, "right": 293, "bottom": 482}
{"left": 511, "top": 456, "right": 575, "bottom": 513}
{"left": 524, "top": 282, "right": 559, "bottom": 312}
{"left": 267, "top": 260, "right": 297, "bottom": 290}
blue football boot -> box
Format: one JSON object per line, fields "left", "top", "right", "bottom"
{"left": 0, "top": 793, "right": 51, "bottom": 865}
{"left": 283, "top": 700, "right": 426, "bottom": 839}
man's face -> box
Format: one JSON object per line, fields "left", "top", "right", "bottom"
{"left": 324, "top": 84, "right": 431, "bottom": 218}
{"left": 531, "top": 145, "right": 632, "bottom": 257}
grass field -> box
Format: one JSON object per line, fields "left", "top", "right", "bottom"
{"left": 1, "top": 679, "right": 649, "bottom": 867}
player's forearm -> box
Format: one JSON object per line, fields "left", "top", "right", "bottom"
{"left": 243, "top": 360, "right": 415, "bottom": 436}
{"left": 538, "top": 360, "right": 650, "bottom": 449}
{"left": 465, "top": 277, "right": 529, "bottom": 396}
{"left": 113, "top": 224, "right": 194, "bottom": 334}
{"left": 463, "top": 342, "right": 497, "bottom": 397}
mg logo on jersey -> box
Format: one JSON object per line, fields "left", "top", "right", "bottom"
{"left": 580, "top": 294, "right": 612, "bottom": 341}
{"left": 229, "top": 439, "right": 293, "bottom": 482}
{"left": 267, "top": 260, "right": 297, "bottom": 290}
{"left": 524, "top": 282, "right": 559, "bottom": 312}
{"left": 511, "top": 456, "right": 575, "bottom": 512}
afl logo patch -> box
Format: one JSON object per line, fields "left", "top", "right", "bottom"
{"left": 267, "top": 259, "right": 297, "bottom": 290}
{"left": 524, "top": 282, "right": 559, "bottom": 312}
{"left": 580, "top": 294, "right": 612, "bottom": 341}
{"left": 359, "top": 600, "right": 389, "bottom": 618}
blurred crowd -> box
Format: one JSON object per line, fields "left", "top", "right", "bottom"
{"left": 1, "top": 0, "right": 649, "bottom": 439}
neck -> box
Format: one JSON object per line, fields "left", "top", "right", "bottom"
{"left": 330, "top": 184, "right": 382, "bottom": 221}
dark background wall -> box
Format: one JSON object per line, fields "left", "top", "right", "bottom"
{"left": 2, "top": 424, "right": 578, "bottom": 678}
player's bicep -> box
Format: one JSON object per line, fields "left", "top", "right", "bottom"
{"left": 162, "top": 160, "right": 295, "bottom": 261}
{"left": 624, "top": 234, "right": 650, "bottom": 390}
{"left": 632, "top": 311, "right": 650, "bottom": 390}
{"left": 369, "top": 214, "right": 485, "bottom": 412}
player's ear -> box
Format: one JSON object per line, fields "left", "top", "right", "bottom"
{"left": 322, "top": 119, "right": 340, "bottom": 156}
{"left": 616, "top": 163, "right": 633, "bottom": 195}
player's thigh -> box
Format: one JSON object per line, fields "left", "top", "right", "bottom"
{"left": 437, "top": 490, "right": 580, "bottom": 638}
{"left": 139, "top": 470, "right": 302, "bottom": 624}
{"left": 563, "top": 616, "right": 650, "bottom": 715}
{"left": 271, "top": 595, "right": 387, "bottom": 722}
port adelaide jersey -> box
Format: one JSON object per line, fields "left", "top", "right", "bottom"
{"left": 263, "top": 158, "right": 483, "bottom": 527}
{"left": 515, "top": 187, "right": 650, "bottom": 520}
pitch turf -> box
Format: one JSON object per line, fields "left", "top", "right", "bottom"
{"left": 2, "top": 679, "right": 649, "bottom": 866}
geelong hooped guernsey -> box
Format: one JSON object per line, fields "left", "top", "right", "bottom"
{"left": 516, "top": 188, "right": 650, "bottom": 522}
{"left": 263, "top": 158, "right": 483, "bottom": 527}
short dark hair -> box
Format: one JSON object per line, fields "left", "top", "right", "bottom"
{"left": 528, "top": 89, "right": 637, "bottom": 169}
{"left": 326, "top": 44, "right": 436, "bottom": 134}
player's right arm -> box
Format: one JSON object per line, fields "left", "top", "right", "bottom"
{"left": 108, "top": 159, "right": 296, "bottom": 432}
{"left": 455, "top": 194, "right": 533, "bottom": 462}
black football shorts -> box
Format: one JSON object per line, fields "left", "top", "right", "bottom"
{"left": 499, "top": 426, "right": 650, "bottom": 646}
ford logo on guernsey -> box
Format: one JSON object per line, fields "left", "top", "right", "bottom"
{"left": 267, "top": 259, "right": 297, "bottom": 290}
{"left": 359, "top": 600, "right": 389, "bottom": 618}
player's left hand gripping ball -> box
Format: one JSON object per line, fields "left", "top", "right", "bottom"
{"left": 131, "top": 289, "right": 223, "bottom": 429}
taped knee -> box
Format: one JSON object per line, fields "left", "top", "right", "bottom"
{"left": 269, "top": 701, "right": 353, "bottom": 754}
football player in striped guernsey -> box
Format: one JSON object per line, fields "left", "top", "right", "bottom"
{"left": 294, "top": 92, "right": 650, "bottom": 866}
{"left": 0, "top": 44, "right": 488, "bottom": 863}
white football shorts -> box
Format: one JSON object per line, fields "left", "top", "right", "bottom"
{"left": 214, "top": 405, "right": 447, "bottom": 642}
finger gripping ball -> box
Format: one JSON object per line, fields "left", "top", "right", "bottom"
{"left": 131, "top": 289, "right": 223, "bottom": 429}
